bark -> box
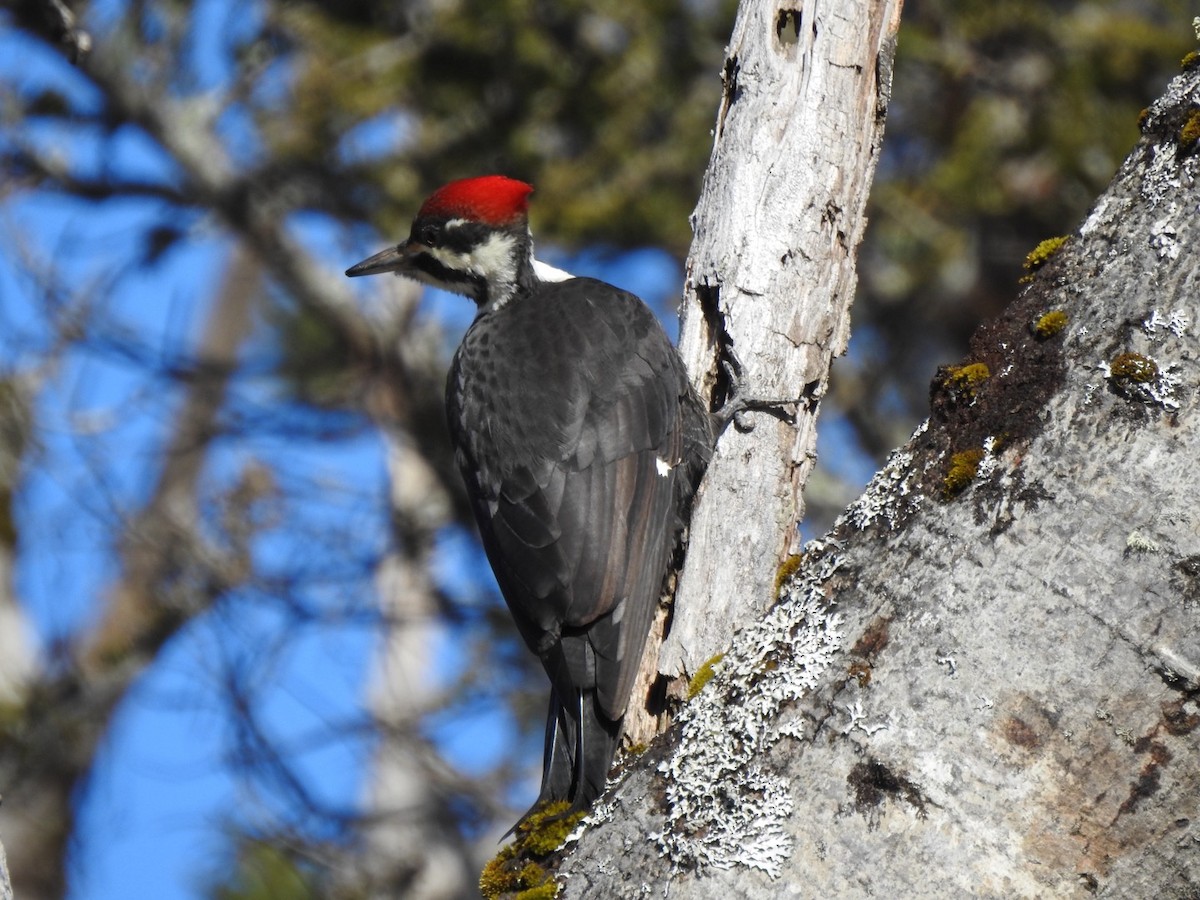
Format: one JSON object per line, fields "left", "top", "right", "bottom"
{"left": 0, "top": 836, "right": 12, "bottom": 900}
{"left": 657, "top": 0, "right": 904, "bottom": 689}
{"left": 559, "top": 66, "right": 1200, "bottom": 897}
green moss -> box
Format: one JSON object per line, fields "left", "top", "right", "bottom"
{"left": 1110, "top": 352, "right": 1158, "bottom": 383}
{"left": 1179, "top": 109, "right": 1200, "bottom": 151}
{"left": 1021, "top": 236, "right": 1069, "bottom": 278}
{"left": 1183, "top": 50, "right": 1200, "bottom": 71}
{"left": 1032, "top": 310, "right": 1068, "bottom": 340}
{"left": 943, "top": 448, "right": 985, "bottom": 499}
{"left": 945, "top": 362, "right": 991, "bottom": 389}
{"left": 479, "top": 801, "right": 583, "bottom": 899}
{"left": 687, "top": 653, "right": 726, "bottom": 700}
{"left": 480, "top": 853, "right": 555, "bottom": 900}
{"left": 773, "top": 554, "right": 804, "bottom": 597}
{"left": 479, "top": 846, "right": 517, "bottom": 898}
{"left": 479, "top": 854, "right": 556, "bottom": 898}
{"left": 515, "top": 882, "right": 560, "bottom": 900}
{"left": 936, "top": 362, "right": 992, "bottom": 403}
{"left": 517, "top": 802, "right": 586, "bottom": 856}
{"left": 515, "top": 864, "right": 549, "bottom": 891}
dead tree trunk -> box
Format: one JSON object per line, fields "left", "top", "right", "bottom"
{"left": 654, "top": 0, "right": 905, "bottom": 699}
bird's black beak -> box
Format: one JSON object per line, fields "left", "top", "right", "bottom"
{"left": 345, "top": 242, "right": 419, "bottom": 278}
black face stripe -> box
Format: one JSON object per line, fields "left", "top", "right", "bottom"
{"left": 411, "top": 250, "right": 487, "bottom": 298}
{"left": 442, "top": 220, "right": 492, "bottom": 254}
{"left": 412, "top": 250, "right": 477, "bottom": 284}
{"left": 409, "top": 217, "right": 493, "bottom": 255}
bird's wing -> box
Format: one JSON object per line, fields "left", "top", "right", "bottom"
{"left": 472, "top": 286, "right": 688, "bottom": 721}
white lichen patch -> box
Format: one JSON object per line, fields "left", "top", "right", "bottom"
{"left": 1140, "top": 142, "right": 1187, "bottom": 209}
{"left": 840, "top": 420, "right": 928, "bottom": 531}
{"left": 1140, "top": 363, "right": 1183, "bottom": 410}
{"left": 840, "top": 697, "right": 894, "bottom": 737}
{"left": 1139, "top": 69, "right": 1200, "bottom": 206}
{"left": 1149, "top": 214, "right": 1181, "bottom": 260}
{"left": 975, "top": 435, "right": 1000, "bottom": 481}
{"left": 1139, "top": 61, "right": 1200, "bottom": 203}
{"left": 1079, "top": 192, "right": 1117, "bottom": 236}
{"left": 652, "top": 547, "right": 846, "bottom": 877}
{"left": 1125, "top": 530, "right": 1162, "bottom": 554}
{"left": 1143, "top": 308, "right": 1190, "bottom": 339}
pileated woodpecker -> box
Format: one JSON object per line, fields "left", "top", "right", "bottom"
{"left": 347, "top": 175, "right": 713, "bottom": 824}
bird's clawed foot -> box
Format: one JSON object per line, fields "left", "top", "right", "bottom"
{"left": 713, "top": 354, "right": 801, "bottom": 435}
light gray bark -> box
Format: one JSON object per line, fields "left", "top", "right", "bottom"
{"left": 559, "top": 66, "right": 1200, "bottom": 897}
{"left": 658, "top": 0, "right": 904, "bottom": 687}
{"left": 0, "top": 836, "right": 12, "bottom": 900}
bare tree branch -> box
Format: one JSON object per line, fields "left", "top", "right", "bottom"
{"left": 7, "top": 0, "right": 92, "bottom": 62}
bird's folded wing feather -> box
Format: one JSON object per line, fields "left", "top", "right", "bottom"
{"left": 479, "top": 290, "right": 687, "bottom": 719}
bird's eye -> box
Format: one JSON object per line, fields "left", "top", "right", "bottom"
{"left": 416, "top": 223, "right": 441, "bottom": 248}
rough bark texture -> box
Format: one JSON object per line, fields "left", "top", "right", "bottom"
{"left": 0, "top": 837, "right": 12, "bottom": 900}
{"left": 658, "top": 0, "right": 904, "bottom": 686}
{"left": 558, "top": 61, "right": 1200, "bottom": 900}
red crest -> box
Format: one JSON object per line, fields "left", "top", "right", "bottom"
{"left": 417, "top": 176, "right": 534, "bottom": 225}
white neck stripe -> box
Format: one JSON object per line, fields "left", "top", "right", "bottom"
{"left": 532, "top": 259, "right": 574, "bottom": 282}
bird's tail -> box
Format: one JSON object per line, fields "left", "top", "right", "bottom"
{"left": 510, "top": 686, "right": 620, "bottom": 833}
{"left": 544, "top": 685, "right": 621, "bottom": 810}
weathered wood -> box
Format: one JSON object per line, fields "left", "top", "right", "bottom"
{"left": 659, "top": 0, "right": 904, "bottom": 684}
{"left": 0, "top": 836, "right": 12, "bottom": 900}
